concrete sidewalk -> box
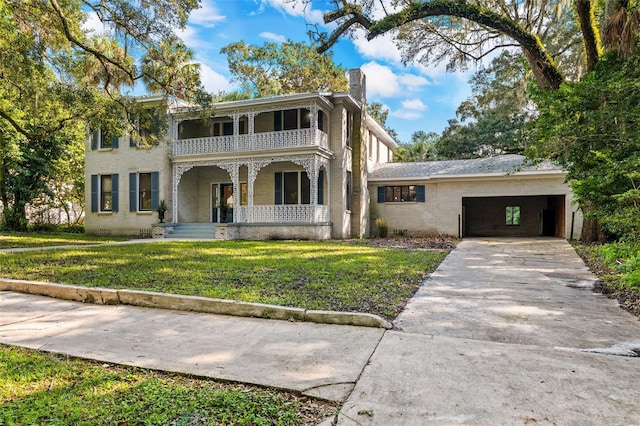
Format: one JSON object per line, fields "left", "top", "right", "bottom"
{"left": 2, "top": 238, "right": 640, "bottom": 424}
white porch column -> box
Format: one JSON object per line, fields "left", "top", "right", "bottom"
{"left": 172, "top": 164, "right": 195, "bottom": 223}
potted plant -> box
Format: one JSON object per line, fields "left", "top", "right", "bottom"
{"left": 156, "top": 199, "right": 168, "bottom": 223}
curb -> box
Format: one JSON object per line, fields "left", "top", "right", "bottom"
{"left": 0, "top": 278, "right": 393, "bottom": 329}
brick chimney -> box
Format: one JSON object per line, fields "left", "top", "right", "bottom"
{"left": 349, "top": 68, "right": 366, "bottom": 105}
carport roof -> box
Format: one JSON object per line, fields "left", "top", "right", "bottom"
{"left": 369, "top": 154, "right": 563, "bottom": 181}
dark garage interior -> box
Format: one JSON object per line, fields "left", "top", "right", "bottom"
{"left": 462, "top": 195, "right": 565, "bottom": 237}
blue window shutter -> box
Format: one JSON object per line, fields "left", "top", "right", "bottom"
{"left": 274, "top": 111, "right": 282, "bottom": 131}
{"left": 416, "top": 185, "right": 425, "bottom": 202}
{"left": 377, "top": 186, "right": 386, "bottom": 203}
{"left": 317, "top": 170, "right": 324, "bottom": 205}
{"left": 275, "top": 172, "right": 282, "bottom": 205}
{"left": 129, "top": 173, "right": 137, "bottom": 212}
{"left": 111, "top": 174, "right": 119, "bottom": 212}
{"left": 317, "top": 110, "right": 324, "bottom": 130}
{"left": 91, "top": 131, "right": 99, "bottom": 150}
{"left": 151, "top": 171, "right": 160, "bottom": 210}
{"left": 91, "top": 174, "right": 98, "bottom": 212}
{"left": 111, "top": 135, "right": 119, "bottom": 148}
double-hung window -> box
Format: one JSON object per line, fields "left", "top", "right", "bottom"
{"left": 129, "top": 172, "right": 159, "bottom": 212}
{"left": 91, "top": 174, "right": 119, "bottom": 212}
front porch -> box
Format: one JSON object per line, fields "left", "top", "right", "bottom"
{"left": 169, "top": 154, "right": 333, "bottom": 239}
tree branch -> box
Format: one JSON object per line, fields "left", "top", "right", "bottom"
{"left": 48, "top": 0, "right": 136, "bottom": 85}
{"left": 321, "top": 0, "right": 564, "bottom": 89}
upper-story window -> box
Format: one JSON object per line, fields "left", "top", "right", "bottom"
{"left": 91, "top": 129, "right": 119, "bottom": 149}
{"left": 274, "top": 108, "right": 312, "bottom": 131}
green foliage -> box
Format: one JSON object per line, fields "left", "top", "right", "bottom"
{"left": 375, "top": 217, "right": 389, "bottom": 238}
{"left": 436, "top": 51, "right": 534, "bottom": 159}
{"left": 529, "top": 48, "right": 640, "bottom": 241}
{"left": 0, "top": 1, "right": 206, "bottom": 231}
{"left": 221, "top": 40, "right": 348, "bottom": 98}
{"left": 0, "top": 232, "right": 125, "bottom": 249}
{"left": 592, "top": 242, "right": 640, "bottom": 290}
{"left": 0, "top": 240, "right": 450, "bottom": 320}
{"left": 0, "top": 345, "right": 333, "bottom": 425}
{"left": 394, "top": 131, "right": 439, "bottom": 162}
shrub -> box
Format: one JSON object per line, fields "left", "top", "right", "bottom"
{"left": 375, "top": 217, "right": 389, "bottom": 238}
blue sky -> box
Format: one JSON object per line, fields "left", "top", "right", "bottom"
{"left": 87, "top": 0, "right": 474, "bottom": 143}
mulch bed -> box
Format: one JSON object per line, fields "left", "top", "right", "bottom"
{"left": 352, "top": 236, "right": 458, "bottom": 251}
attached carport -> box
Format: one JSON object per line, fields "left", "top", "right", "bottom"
{"left": 462, "top": 195, "right": 566, "bottom": 237}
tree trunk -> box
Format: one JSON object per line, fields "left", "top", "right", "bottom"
{"left": 575, "top": 0, "right": 601, "bottom": 73}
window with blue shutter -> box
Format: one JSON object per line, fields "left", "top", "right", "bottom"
{"left": 91, "top": 131, "right": 99, "bottom": 150}
{"left": 111, "top": 174, "right": 119, "bottom": 212}
{"left": 274, "top": 172, "right": 282, "bottom": 205}
{"left": 151, "top": 171, "right": 160, "bottom": 210}
{"left": 111, "top": 135, "right": 119, "bottom": 148}
{"left": 377, "top": 186, "right": 385, "bottom": 203}
{"left": 416, "top": 185, "right": 425, "bottom": 202}
{"left": 91, "top": 174, "right": 98, "bottom": 212}
{"left": 129, "top": 173, "right": 137, "bottom": 212}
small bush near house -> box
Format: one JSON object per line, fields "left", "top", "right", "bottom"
{"left": 375, "top": 217, "right": 389, "bottom": 238}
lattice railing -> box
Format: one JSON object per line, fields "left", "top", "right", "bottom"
{"left": 172, "top": 129, "right": 328, "bottom": 156}
{"left": 235, "top": 205, "right": 329, "bottom": 223}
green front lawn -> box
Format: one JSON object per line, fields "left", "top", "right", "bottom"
{"left": 0, "top": 344, "right": 336, "bottom": 425}
{"left": 0, "top": 232, "right": 128, "bottom": 249}
{"left": 0, "top": 240, "right": 450, "bottom": 319}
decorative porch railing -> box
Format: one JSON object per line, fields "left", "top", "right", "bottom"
{"left": 172, "top": 129, "right": 329, "bottom": 157}
{"left": 235, "top": 205, "right": 330, "bottom": 223}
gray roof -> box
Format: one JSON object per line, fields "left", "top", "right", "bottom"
{"left": 369, "top": 155, "right": 563, "bottom": 180}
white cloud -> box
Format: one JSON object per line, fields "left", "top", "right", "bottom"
{"left": 260, "top": 32, "right": 287, "bottom": 42}
{"left": 189, "top": 0, "right": 226, "bottom": 27}
{"left": 82, "top": 11, "right": 111, "bottom": 34}
{"left": 401, "top": 99, "right": 427, "bottom": 111}
{"left": 198, "top": 62, "right": 233, "bottom": 93}
{"left": 391, "top": 98, "right": 428, "bottom": 120}
{"left": 257, "top": 0, "right": 324, "bottom": 25}
{"left": 361, "top": 62, "right": 402, "bottom": 98}
{"left": 399, "top": 73, "right": 431, "bottom": 89}
{"left": 352, "top": 29, "right": 402, "bottom": 63}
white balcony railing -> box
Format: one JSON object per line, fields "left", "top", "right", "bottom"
{"left": 173, "top": 129, "right": 329, "bottom": 157}
{"left": 235, "top": 205, "right": 329, "bottom": 224}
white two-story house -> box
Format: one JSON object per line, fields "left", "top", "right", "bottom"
{"left": 85, "top": 69, "right": 397, "bottom": 240}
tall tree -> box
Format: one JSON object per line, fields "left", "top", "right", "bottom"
{"left": 394, "top": 131, "right": 439, "bottom": 162}
{"left": 0, "top": 0, "right": 206, "bottom": 230}
{"left": 311, "top": 0, "right": 602, "bottom": 88}
{"left": 221, "top": 40, "right": 348, "bottom": 98}
{"left": 436, "top": 51, "right": 534, "bottom": 159}
{"left": 530, "top": 48, "right": 640, "bottom": 242}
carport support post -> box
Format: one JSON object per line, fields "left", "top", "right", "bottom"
{"left": 570, "top": 211, "right": 575, "bottom": 240}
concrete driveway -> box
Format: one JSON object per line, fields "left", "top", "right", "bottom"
{"left": 337, "top": 238, "right": 640, "bottom": 425}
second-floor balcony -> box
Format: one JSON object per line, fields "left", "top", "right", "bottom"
{"left": 172, "top": 128, "right": 329, "bottom": 157}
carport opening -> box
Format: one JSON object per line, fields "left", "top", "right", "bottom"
{"left": 462, "top": 195, "right": 565, "bottom": 238}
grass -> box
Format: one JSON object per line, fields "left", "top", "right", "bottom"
{"left": 0, "top": 344, "right": 336, "bottom": 425}
{"left": 574, "top": 241, "right": 640, "bottom": 317}
{"left": 0, "top": 240, "right": 449, "bottom": 320}
{"left": 0, "top": 232, "right": 128, "bottom": 249}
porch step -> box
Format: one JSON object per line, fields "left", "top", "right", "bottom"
{"left": 165, "top": 223, "right": 216, "bottom": 239}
